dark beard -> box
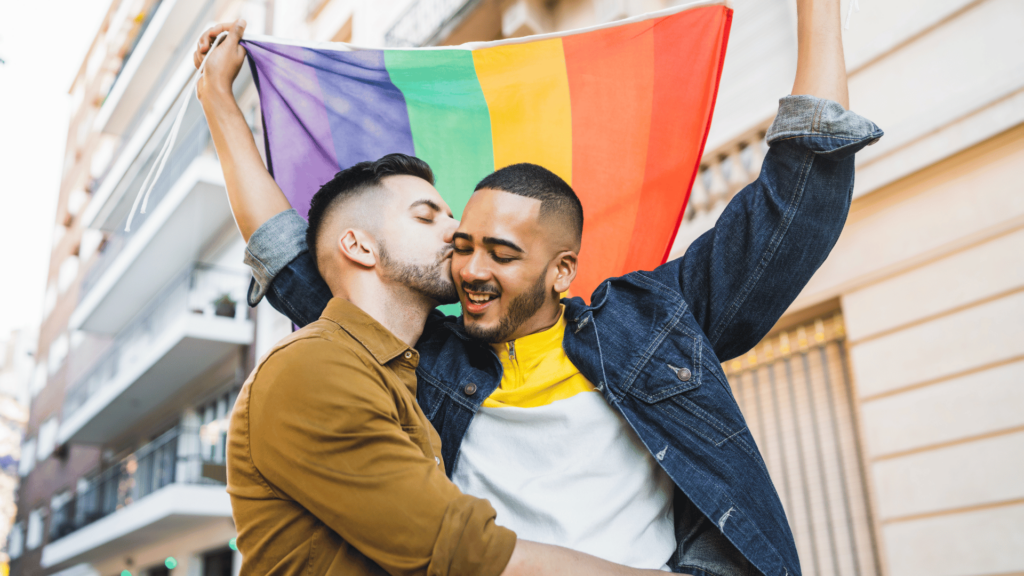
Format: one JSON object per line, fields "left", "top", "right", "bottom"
{"left": 378, "top": 242, "right": 459, "bottom": 305}
{"left": 465, "top": 268, "right": 547, "bottom": 344}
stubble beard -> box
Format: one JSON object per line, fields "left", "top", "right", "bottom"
{"left": 378, "top": 241, "right": 459, "bottom": 305}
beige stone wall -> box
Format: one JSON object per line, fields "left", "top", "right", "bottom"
{"left": 832, "top": 126, "right": 1024, "bottom": 576}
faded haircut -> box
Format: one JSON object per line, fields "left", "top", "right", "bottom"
{"left": 474, "top": 163, "right": 584, "bottom": 247}
{"left": 305, "top": 153, "right": 434, "bottom": 272}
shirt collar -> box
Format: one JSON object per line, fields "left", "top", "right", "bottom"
{"left": 320, "top": 298, "right": 412, "bottom": 365}
{"left": 490, "top": 305, "right": 567, "bottom": 359}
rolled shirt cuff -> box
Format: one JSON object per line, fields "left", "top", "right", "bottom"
{"left": 244, "top": 209, "right": 309, "bottom": 306}
{"left": 766, "top": 95, "right": 884, "bottom": 160}
{"left": 428, "top": 495, "right": 517, "bottom": 576}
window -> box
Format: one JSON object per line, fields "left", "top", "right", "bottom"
{"left": 25, "top": 508, "right": 45, "bottom": 549}
{"left": 202, "top": 547, "right": 235, "bottom": 576}
{"left": 48, "top": 333, "right": 69, "bottom": 376}
{"left": 42, "top": 282, "right": 58, "bottom": 319}
{"left": 30, "top": 363, "right": 47, "bottom": 398}
{"left": 37, "top": 417, "right": 60, "bottom": 462}
{"left": 19, "top": 438, "right": 36, "bottom": 476}
{"left": 67, "top": 187, "right": 90, "bottom": 216}
{"left": 8, "top": 521, "right": 23, "bottom": 559}
{"left": 199, "top": 389, "right": 238, "bottom": 466}
{"left": 80, "top": 229, "right": 105, "bottom": 262}
{"left": 722, "top": 313, "right": 881, "bottom": 576}
{"left": 58, "top": 255, "right": 80, "bottom": 293}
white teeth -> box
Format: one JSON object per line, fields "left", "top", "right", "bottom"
{"left": 467, "top": 293, "right": 494, "bottom": 304}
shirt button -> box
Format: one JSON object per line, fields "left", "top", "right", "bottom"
{"left": 435, "top": 456, "right": 441, "bottom": 466}
{"left": 676, "top": 367, "right": 691, "bottom": 382}
{"left": 404, "top": 351, "right": 413, "bottom": 360}
{"left": 463, "top": 382, "right": 478, "bottom": 396}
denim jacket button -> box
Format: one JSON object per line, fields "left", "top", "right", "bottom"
{"left": 676, "top": 368, "right": 691, "bottom": 382}
{"left": 464, "top": 382, "right": 478, "bottom": 395}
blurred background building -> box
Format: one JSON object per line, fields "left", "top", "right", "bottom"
{"left": 9, "top": 0, "right": 1022, "bottom": 575}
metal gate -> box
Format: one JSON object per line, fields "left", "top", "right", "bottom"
{"left": 723, "top": 313, "right": 881, "bottom": 576}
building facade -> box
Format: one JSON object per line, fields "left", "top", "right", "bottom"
{"left": 9, "top": 1, "right": 282, "bottom": 575}
{"left": 13, "top": 0, "right": 1023, "bottom": 575}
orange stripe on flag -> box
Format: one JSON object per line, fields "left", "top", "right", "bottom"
{"left": 563, "top": 18, "right": 656, "bottom": 301}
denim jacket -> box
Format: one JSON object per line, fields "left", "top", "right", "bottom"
{"left": 243, "top": 95, "right": 883, "bottom": 576}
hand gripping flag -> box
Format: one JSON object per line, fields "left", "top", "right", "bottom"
{"left": 241, "top": 1, "right": 732, "bottom": 300}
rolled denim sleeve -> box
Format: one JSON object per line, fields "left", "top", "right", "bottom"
{"left": 766, "top": 95, "right": 882, "bottom": 160}
{"left": 244, "top": 209, "right": 309, "bottom": 305}
{"left": 650, "top": 96, "right": 883, "bottom": 362}
{"left": 244, "top": 209, "right": 332, "bottom": 327}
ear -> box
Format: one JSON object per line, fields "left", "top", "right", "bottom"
{"left": 551, "top": 250, "right": 578, "bottom": 294}
{"left": 338, "top": 229, "right": 378, "bottom": 269}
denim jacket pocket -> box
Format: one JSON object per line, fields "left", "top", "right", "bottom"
{"left": 625, "top": 332, "right": 703, "bottom": 403}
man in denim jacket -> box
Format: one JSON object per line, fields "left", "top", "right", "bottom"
{"left": 196, "top": 0, "right": 882, "bottom": 573}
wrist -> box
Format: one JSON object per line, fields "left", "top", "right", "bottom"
{"left": 201, "top": 81, "right": 237, "bottom": 106}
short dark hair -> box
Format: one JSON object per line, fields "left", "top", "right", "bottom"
{"left": 306, "top": 153, "right": 434, "bottom": 270}
{"left": 474, "top": 163, "right": 584, "bottom": 246}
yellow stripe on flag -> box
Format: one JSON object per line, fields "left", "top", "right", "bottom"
{"left": 472, "top": 38, "right": 573, "bottom": 185}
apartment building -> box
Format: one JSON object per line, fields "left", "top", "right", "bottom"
{"left": 12, "top": 0, "right": 1022, "bottom": 575}
{"left": 9, "top": 0, "right": 279, "bottom": 575}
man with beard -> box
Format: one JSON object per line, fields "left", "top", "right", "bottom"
{"left": 224, "top": 153, "right": 672, "bottom": 576}
{"left": 199, "top": 0, "right": 883, "bottom": 573}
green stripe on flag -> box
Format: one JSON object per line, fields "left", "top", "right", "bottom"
{"left": 385, "top": 49, "right": 494, "bottom": 219}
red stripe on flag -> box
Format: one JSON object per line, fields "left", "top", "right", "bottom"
{"left": 626, "top": 6, "right": 733, "bottom": 272}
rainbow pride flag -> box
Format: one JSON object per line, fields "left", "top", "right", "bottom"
{"left": 241, "top": 1, "right": 732, "bottom": 299}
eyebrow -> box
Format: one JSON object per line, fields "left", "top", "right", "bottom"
{"left": 409, "top": 198, "right": 454, "bottom": 218}
{"left": 453, "top": 232, "right": 525, "bottom": 253}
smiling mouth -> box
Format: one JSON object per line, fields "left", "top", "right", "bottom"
{"left": 463, "top": 287, "right": 500, "bottom": 314}
{"left": 466, "top": 292, "right": 497, "bottom": 304}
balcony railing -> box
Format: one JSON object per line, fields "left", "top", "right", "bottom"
{"left": 384, "top": 0, "right": 481, "bottom": 47}
{"left": 82, "top": 119, "right": 210, "bottom": 299}
{"left": 49, "top": 423, "right": 217, "bottom": 541}
{"left": 63, "top": 263, "right": 250, "bottom": 421}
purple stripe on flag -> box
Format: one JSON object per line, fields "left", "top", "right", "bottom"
{"left": 243, "top": 41, "right": 340, "bottom": 219}
{"left": 305, "top": 49, "right": 416, "bottom": 179}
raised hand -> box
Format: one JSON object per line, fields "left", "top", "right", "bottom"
{"left": 195, "top": 19, "right": 248, "bottom": 102}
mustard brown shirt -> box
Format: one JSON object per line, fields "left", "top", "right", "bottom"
{"left": 227, "top": 297, "right": 516, "bottom": 575}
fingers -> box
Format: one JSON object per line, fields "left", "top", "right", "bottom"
{"left": 224, "top": 18, "right": 247, "bottom": 49}
{"left": 194, "top": 23, "right": 233, "bottom": 68}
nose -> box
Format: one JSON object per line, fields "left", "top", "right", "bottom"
{"left": 459, "top": 249, "right": 491, "bottom": 284}
{"left": 443, "top": 218, "right": 459, "bottom": 244}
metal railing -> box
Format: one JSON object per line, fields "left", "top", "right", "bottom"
{"left": 384, "top": 0, "right": 482, "bottom": 47}
{"left": 64, "top": 263, "right": 250, "bottom": 421}
{"left": 81, "top": 119, "right": 211, "bottom": 298}
{"left": 49, "top": 424, "right": 219, "bottom": 541}
{"left": 669, "top": 122, "right": 772, "bottom": 258}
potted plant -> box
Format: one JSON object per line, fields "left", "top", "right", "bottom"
{"left": 213, "top": 293, "right": 237, "bottom": 318}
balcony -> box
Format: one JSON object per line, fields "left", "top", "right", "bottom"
{"left": 384, "top": 0, "right": 484, "bottom": 47}
{"left": 42, "top": 425, "right": 232, "bottom": 570}
{"left": 93, "top": 0, "right": 211, "bottom": 137}
{"left": 668, "top": 121, "right": 771, "bottom": 259}
{"left": 70, "top": 121, "right": 231, "bottom": 335}
{"left": 59, "top": 264, "right": 252, "bottom": 447}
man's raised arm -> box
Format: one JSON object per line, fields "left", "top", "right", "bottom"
{"left": 650, "top": 0, "right": 881, "bottom": 361}
{"left": 196, "top": 20, "right": 291, "bottom": 242}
